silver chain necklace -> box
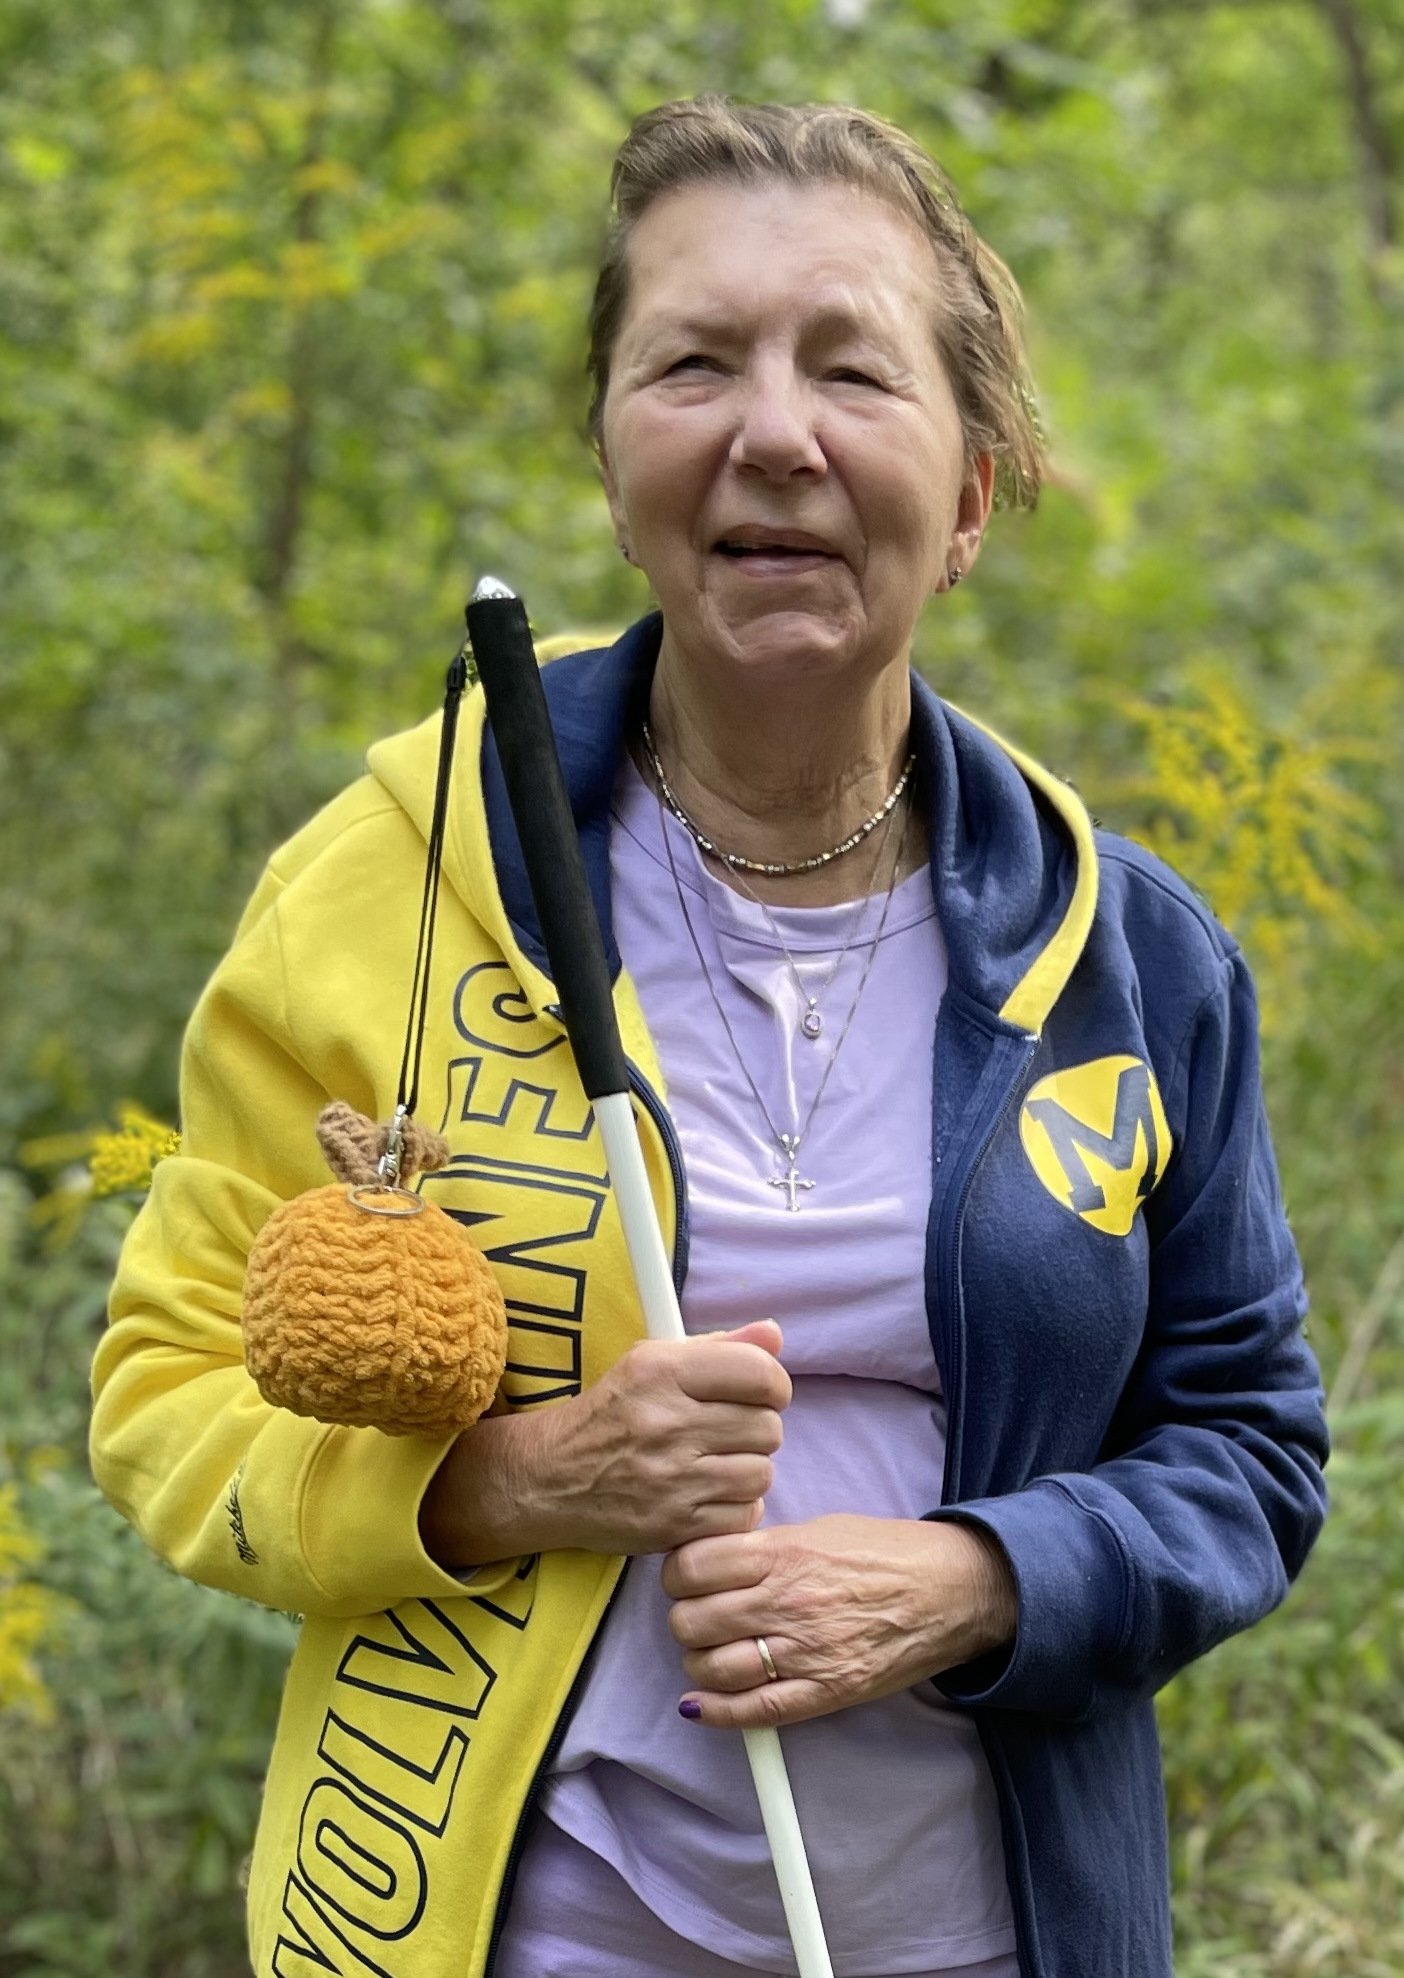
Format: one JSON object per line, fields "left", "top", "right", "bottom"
{"left": 642, "top": 719, "right": 915, "bottom": 879}
{"left": 723, "top": 845, "right": 889, "bottom": 1040}
{"left": 658, "top": 785, "right": 911, "bottom": 1210}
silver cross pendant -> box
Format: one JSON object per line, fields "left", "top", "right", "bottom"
{"left": 768, "top": 1133, "right": 815, "bottom": 1212}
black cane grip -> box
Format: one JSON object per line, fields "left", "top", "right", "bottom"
{"left": 466, "top": 594, "right": 629, "bottom": 1102}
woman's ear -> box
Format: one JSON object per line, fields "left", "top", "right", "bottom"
{"left": 598, "top": 440, "right": 630, "bottom": 557}
{"left": 943, "top": 452, "right": 996, "bottom": 588}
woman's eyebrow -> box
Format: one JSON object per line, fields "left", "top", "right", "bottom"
{"left": 638, "top": 303, "right": 895, "bottom": 351}
{"left": 640, "top": 312, "right": 742, "bottom": 346}
{"left": 801, "top": 300, "right": 905, "bottom": 345}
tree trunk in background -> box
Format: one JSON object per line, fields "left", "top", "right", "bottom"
{"left": 1315, "top": 0, "right": 1399, "bottom": 304}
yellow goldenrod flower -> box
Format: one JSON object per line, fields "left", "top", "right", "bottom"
{"left": 1113, "top": 665, "right": 1385, "bottom": 1036}
{"left": 0, "top": 1483, "right": 60, "bottom": 1723}
{"left": 89, "top": 1108, "right": 181, "bottom": 1198}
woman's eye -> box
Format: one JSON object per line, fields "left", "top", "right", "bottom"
{"left": 667, "top": 354, "right": 718, "bottom": 375}
{"left": 830, "top": 367, "right": 881, "bottom": 388}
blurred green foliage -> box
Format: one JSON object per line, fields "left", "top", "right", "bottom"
{"left": 1, "top": 0, "right": 1401, "bottom": 1971}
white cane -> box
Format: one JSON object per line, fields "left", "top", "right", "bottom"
{"left": 466, "top": 578, "right": 835, "bottom": 1978}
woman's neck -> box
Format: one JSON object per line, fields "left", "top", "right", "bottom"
{"left": 644, "top": 643, "right": 924, "bottom": 906}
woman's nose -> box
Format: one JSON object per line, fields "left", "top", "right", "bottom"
{"left": 729, "top": 363, "right": 826, "bottom": 480}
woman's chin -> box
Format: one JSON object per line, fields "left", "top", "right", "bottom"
{"left": 682, "top": 597, "right": 870, "bottom": 681}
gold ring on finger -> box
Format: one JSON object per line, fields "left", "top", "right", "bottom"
{"left": 755, "top": 1635, "right": 780, "bottom": 1683}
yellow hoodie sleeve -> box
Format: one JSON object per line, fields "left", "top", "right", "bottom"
{"left": 90, "top": 829, "right": 518, "bottom": 1619}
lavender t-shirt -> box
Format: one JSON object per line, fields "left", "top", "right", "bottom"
{"left": 538, "top": 760, "right": 1016, "bottom": 1976}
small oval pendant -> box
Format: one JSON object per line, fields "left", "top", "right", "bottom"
{"left": 801, "top": 1007, "right": 823, "bottom": 1039}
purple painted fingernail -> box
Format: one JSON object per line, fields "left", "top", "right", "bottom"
{"left": 678, "top": 1700, "right": 703, "bottom": 1720}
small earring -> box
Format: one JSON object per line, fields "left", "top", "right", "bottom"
{"left": 619, "top": 544, "right": 632, "bottom": 563}
{"left": 947, "top": 567, "right": 963, "bottom": 587}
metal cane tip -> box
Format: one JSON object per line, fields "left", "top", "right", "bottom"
{"left": 472, "top": 575, "right": 517, "bottom": 603}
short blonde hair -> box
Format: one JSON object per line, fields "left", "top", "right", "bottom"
{"left": 586, "top": 95, "right": 1043, "bottom": 510}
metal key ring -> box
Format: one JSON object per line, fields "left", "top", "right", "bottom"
{"left": 346, "top": 1184, "right": 426, "bottom": 1218}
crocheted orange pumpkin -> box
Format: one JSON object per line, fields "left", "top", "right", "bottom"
{"left": 242, "top": 1102, "right": 508, "bottom": 1437}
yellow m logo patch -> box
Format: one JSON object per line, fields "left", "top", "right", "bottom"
{"left": 1020, "top": 1055, "right": 1172, "bottom": 1237}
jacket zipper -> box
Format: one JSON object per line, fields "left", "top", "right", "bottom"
{"left": 481, "top": 1055, "right": 688, "bottom": 1977}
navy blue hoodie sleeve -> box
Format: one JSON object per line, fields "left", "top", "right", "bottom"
{"left": 931, "top": 945, "right": 1329, "bottom": 1721}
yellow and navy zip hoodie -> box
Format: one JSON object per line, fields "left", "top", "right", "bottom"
{"left": 92, "top": 613, "right": 1328, "bottom": 1978}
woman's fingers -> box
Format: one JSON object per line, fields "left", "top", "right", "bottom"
{"left": 660, "top": 1530, "right": 769, "bottom": 1600}
{"left": 690, "top": 1453, "right": 775, "bottom": 1504}
{"left": 675, "top": 1497, "right": 767, "bottom": 1544}
{"left": 676, "top": 1337, "right": 792, "bottom": 1411}
{"left": 678, "top": 1678, "right": 834, "bottom": 1731}
{"left": 678, "top": 1632, "right": 801, "bottom": 1693}
{"left": 710, "top": 1319, "right": 784, "bottom": 1356}
{"left": 688, "top": 1403, "right": 785, "bottom": 1456}
{"left": 666, "top": 1581, "right": 780, "bottom": 1651}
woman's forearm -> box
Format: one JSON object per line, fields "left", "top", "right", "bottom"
{"left": 931, "top": 1518, "right": 1019, "bottom": 1663}
{"left": 419, "top": 1408, "right": 572, "bottom": 1568}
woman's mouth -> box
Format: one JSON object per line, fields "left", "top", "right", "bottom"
{"left": 712, "top": 535, "right": 841, "bottom": 575}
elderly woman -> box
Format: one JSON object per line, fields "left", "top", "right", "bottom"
{"left": 92, "top": 96, "right": 1327, "bottom": 1978}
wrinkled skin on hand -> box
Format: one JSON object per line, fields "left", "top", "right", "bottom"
{"left": 419, "top": 1320, "right": 792, "bottom": 1568}
{"left": 537, "top": 1319, "right": 791, "bottom": 1555}
{"left": 662, "top": 1512, "right": 1017, "bottom": 1729}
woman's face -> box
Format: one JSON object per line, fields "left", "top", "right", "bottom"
{"left": 599, "top": 178, "right": 991, "bottom": 690}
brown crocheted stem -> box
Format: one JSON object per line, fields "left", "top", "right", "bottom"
{"left": 315, "top": 1101, "right": 451, "bottom": 1187}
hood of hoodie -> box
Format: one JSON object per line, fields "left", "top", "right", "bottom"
{"left": 366, "top": 612, "right": 1097, "bottom": 1037}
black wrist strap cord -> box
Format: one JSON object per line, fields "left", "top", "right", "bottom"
{"left": 380, "top": 635, "right": 468, "bottom": 1184}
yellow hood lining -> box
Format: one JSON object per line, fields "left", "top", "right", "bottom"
{"left": 951, "top": 709, "right": 1100, "bottom": 1038}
